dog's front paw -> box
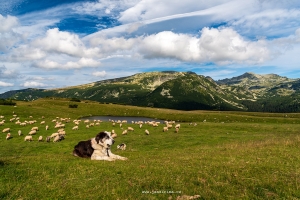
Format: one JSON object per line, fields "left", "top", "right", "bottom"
{"left": 107, "top": 157, "right": 117, "bottom": 161}
{"left": 119, "top": 156, "right": 128, "bottom": 160}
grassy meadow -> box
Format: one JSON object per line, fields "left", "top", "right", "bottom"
{"left": 0, "top": 98, "right": 300, "bottom": 199}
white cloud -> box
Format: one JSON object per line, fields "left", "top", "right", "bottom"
{"left": 0, "top": 14, "right": 22, "bottom": 52}
{"left": 0, "top": 81, "right": 14, "bottom": 87}
{"left": 92, "top": 71, "right": 107, "bottom": 77}
{"left": 73, "top": 0, "right": 140, "bottom": 16}
{"left": 119, "top": 0, "right": 229, "bottom": 23}
{"left": 0, "top": 66, "right": 20, "bottom": 79}
{"left": 20, "top": 81, "right": 47, "bottom": 88}
{"left": 33, "top": 28, "right": 85, "bottom": 57}
{"left": 89, "top": 27, "right": 270, "bottom": 65}
{"left": 0, "top": 14, "right": 19, "bottom": 32}
{"left": 33, "top": 57, "right": 101, "bottom": 70}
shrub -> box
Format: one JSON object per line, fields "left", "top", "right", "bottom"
{"left": 0, "top": 99, "right": 16, "bottom": 106}
{"left": 69, "top": 104, "right": 78, "bottom": 108}
{"left": 70, "top": 98, "right": 81, "bottom": 102}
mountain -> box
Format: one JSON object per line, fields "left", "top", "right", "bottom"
{"left": 2, "top": 71, "right": 300, "bottom": 112}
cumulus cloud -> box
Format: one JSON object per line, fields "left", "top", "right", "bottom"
{"left": 0, "top": 66, "right": 20, "bottom": 79}
{"left": 89, "top": 27, "right": 270, "bottom": 65}
{"left": 33, "top": 28, "right": 85, "bottom": 57}
{"left": 20, "top": 81, "right": 47, "bottom": 88}
{"left": 0, "top": 81, "right": 14, "bottom": 87}
{"left": 33, "top": 57, "right": 101, "bottom": 69}
{"left": 0, "top": 14, "right": 22, "bottom": 52}
{"left": 0, "top": 14, "right": 19, "bottom": 32}
{"left": 92, "top": 70, "right": 107, "bottom": 77}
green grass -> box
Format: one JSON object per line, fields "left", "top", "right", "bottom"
{"left": 0, "top": 98, "right": 300, "bottom": 199}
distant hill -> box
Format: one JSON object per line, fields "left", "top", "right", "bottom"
{"left": 2, "top": 71, "right": 300, "bottom": 112}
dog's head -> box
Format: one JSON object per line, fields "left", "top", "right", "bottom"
{"left": 95, "top": 131, "right": 115, "bottom": 148}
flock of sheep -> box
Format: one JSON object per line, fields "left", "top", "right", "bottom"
{"left": 2, "top": 113, "right": 182, "bottom": 143}
{"left": 1, "top": 114, "right": 68, "bottom": 142}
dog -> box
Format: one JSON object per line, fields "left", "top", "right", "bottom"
{"left": 73, "top": 131, "right": 127, "bottom": 161}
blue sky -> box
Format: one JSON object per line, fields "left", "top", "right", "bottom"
{"left": 1, "top": 0, "right": 300, "bottom": 93}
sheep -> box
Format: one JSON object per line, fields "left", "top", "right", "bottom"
{"left": 0, "top": 121, "right": 4, "bottom": 126}
{"left": 46, "top": 136, "right": 51, "bottom": 142}
{"left": 20, "top": 122, "right": 27, "bottom": 126}
{"left": 72, "top": 126, "right": 78, "bottom": 130}
{"left": 24, "top": 135, "right": 33, "bottom": 141}
{"left": 167, "top": 124, "right": 173, "bottom": 129}
{"left": 117, "top": 143, "right": 126, "bottom": 150}
{"left": 40, "top": 121, "right": 45, "bottom": 125}
{"left": 6, "top": 133, "right": 12, "bottom": 140}
{"left": 38, "top": 136, "right": 43, "bottom": 142}
{"left": 127, "top": 127, "right": 134, "bottom": 131}
{"left": 122, "top": 130, "right": 128, "bottom": 135}
{"left": 145, "top": 129, "right": 150, "bottom": 135}
{"left": 175, "top": 127, "right": 179, "bottom": 133}
{"left": 163, "top": 127, "right": 168, "bottom": 132}
{"left": 28, "top": 130, "right": 36, "bottom": 135}
{"left": 175, "top": 124, "right": 180, "bottom": 129}
{"left": 58, "top": 131, "right": 66, "bottom": 135}
{"left": 111, "top": 133, "right": 117, "bottom": 138}
{"left": 46, "top": 125, "right": 49, "bottom": 130}
{"left": 18, "top": 130, "right": 22, "bottom": 136}
{"left": 57, "top": 128, "right": 64, "bottom": 133}
{"left": 139, "top": 124, "right": 143, "bottom": 129}
{"left": 53, "top": 135, "right": 60, "bottom": 142}
{"left": 53, "top": 134, "right": 65, "bottom": 142}
{"left": 31, "top": 127, "right": 39, "bottom": 131}
{"left": 2, "top": 128, "right": 10, "bottom": 133}
{"left": 86, "top": 125, "right": 90, "bottom": 129}
{"left": 50, "top": 133, "right": 59, "bottom": 138}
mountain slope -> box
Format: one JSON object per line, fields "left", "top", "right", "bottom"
{"left": 2, "top": 71, "right": 300, "bottom": 112}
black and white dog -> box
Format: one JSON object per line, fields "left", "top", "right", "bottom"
{"left": 73, "top": 131, "right": 127, "bottom": 161}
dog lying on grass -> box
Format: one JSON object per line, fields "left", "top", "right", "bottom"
{"left": 73, "top": 131, "right": 127, "bottom": 161}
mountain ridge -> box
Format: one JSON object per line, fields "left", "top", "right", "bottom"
{"left": 2, "top": 71, "right": 300, "bottom": 112}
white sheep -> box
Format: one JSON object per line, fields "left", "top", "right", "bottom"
{"left": 24, "top": 135, "right": 33, "bottom": 141}
{"left": 122, "top": 130, "right": 128, "bottom": 135}
{"left": 53, "top": 135, "right": 60, "bottom": 142}
{"left": 163, "top": 127, "right": 168, "bottom": 132}
{"left": 6, "top": 133, "right": 12, "bottom": 140}
{"left": 175, "top": 124, "right": 180, "bottom": 129}
{"left": 18, "top": 130, "right": 22, "bottom": 136}
{"left": 175, "top": 127, "right": 179, "bottom": 133}
{"left": 38, "top": 136, "right": 43, "bottom": 142}
{"left": 117, "top": 143, "right": 126, "bottom": 150}
{"left": 127, "top": 127, "right": 134, "bottom": 131}
{"left": 2, "top": 128, "right": 10, "bottom": 133}
{"left": 28, "top": 130, "right": 36, "bottom": 135}
{"left": 145, "top": 129, "right": 150, "bottom": 135}
{"left": 72, "top": 126, "right": 78, "bottom": 130}
{"left": 46, "top": 125, "right": 49, "bottom": 130}
{"left": 50, "top": 132, "right": 59, "bottom": 138}
{"left": 31, "top": 127, "right": 39, "bottom": 131}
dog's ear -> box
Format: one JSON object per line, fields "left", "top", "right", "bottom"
{"left": 95, "top": 132, "right": 107, "bottom": 144}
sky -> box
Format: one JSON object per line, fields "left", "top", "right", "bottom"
{"left": 0, "top": 0, "right": 300, "bottom": 93}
